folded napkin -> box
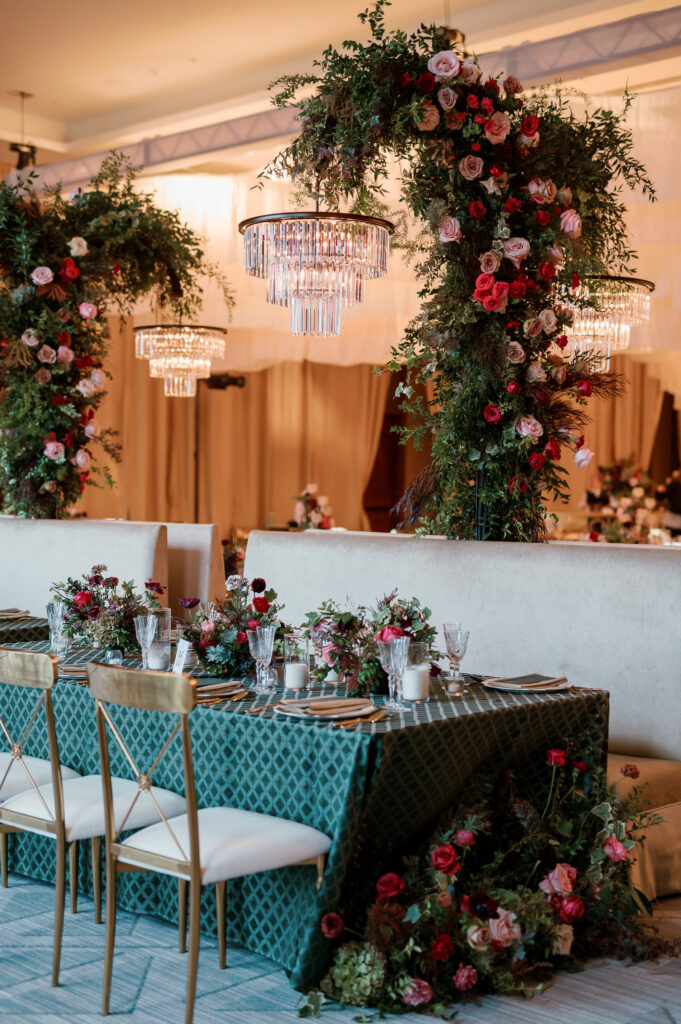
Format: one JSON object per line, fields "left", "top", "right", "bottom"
{"left": 59, "top": 666, "right": 88, "bottom": 678}
{"left": 484, "top": 674, "right": 567, "bottom": 690}
{"left": 196, "top": 680, "right": 243, "bottom": 695}
{"left": 278, "top": 696, "right": 373, "bottom": 716}
{"left": 0, "top": 609, "right": 31, "bottom": 619}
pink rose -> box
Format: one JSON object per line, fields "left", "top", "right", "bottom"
{"left": 523, "top": 318, "right": 543, "bottom": 338}
{"left": 84, "top": 419, "right": 99, "bottom": 439}
{"left": 90, "top": 368, "right": 106, "bottom": 389}
{"left": 507, "top": 342, "right": 526, "bottom": 364}
{"left": 376, "top": 625, "right": 405, "bottom": 642}
{"left": 21, "top": 329, "right": 40, "bottom": 347}
{"left": 73, "top": 449, "right": 91, "bottom": 471}
{"left": 489, "top": 907, "right": 521, "bottom": 947}
{"left": 437, "top": 86, "right": 457, "bottom": 110}
{"left": 546, "top": 245, "right": 564, "bottom": 265}
{"left": 455, "top": 829, "right": 475, "bottom": 847}
{"left": 37, "top": 345, "right": 57, "bottom": 364}
{"left": 44, "top": 440, "right": 65, "bottom": 461}
{"left": 503, "top": 75, "right": 523, "bottom": 96}
{"left": 453, "top": 963, "right": 478, "bottom": 991}
{"left": 516, "top": 415, "right": 544, "bottom": 442}
{"left": 68, "top": 236, "right": 88, "bottom": 256}
{"left": 538, "top": 308, "right": 558, "bottom": 334}
{"left": 76, "top": 378, "right": 97, "bottom": 398}
{"left": 402, "top": 979, "right": 433, "bottom": 1007}
{"left": 527, "top": 178, "right": 557, "bottom": 204}
{"left": 479, "top": 252, "right": 500, "bottom": 274}
{"left": 459, "top": 60, "right": 481, "bottom": 84}
{"left": 427, "top": 50, "right": 461, "bottom": 79}
{"left": 439, "top": 216, "right": 461, "bottom": 243}
{"left": 466, "top": 923, "right": 490, "bottom": 951}
{"left": 200, "top": 619, "right": 216, "bottom": 633}
{"left": 539, "top": 863, "right": 577, "bottom": 898}
{"left": 484, "top": 111, "right": 511, "bottom": 145}
{"left": 445, "top": 110, "right": 466, "bottom": 130}
{"left": 31, "top": 266, "right": 53, "bottom": 286}
{"left": 574, "top": 446, "right": 594, "bottom": 468}
{"left": 604, "top": 836, "right": 628, "bottom": 862}
{"left": 57, "top": 345, "right": 75, "bottom": 363}
{"left": 560, "top": 209, "right": 582, "bottom": 238}
{"left": 79, "top": 302, "right": 98, "bottom": 319}
{"left": 35, "top": 368, "right": 52, "bottom": 384}
{"left": 417, "top": 102, "right": 440, "bottom": 131}
{"left": 459, "top": 155, "right": 484, "bottom": 180}
{"left": 526, "top": 361, "right": 547, "bottom": 383}
{"left": 503, "top": 237, "right": 530, "bottom": 269}
{"left": 557, "top": 186, "right": 572, "bottom": 206}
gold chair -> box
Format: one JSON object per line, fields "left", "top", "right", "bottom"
{"left": 87, "top": 662, "right": 331, "bottom": 1024}
{"left": 0, "top": 649, "right": 187, "bottom": 986}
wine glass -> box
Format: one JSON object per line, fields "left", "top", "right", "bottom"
{"left": 376, "top": 641, "right": 398, "bottom": 711}
{"left": 247, "top": 625, "right": 277, "bottom": 694}
{"left": 46, "top": 601, "right": 65, "bottom": 645}
{"left": 389, "top": 636, "right": 410, "bottom": 711}
{"left": 443, "top": 623, "right": 470, "bottom": 694}
{"left": 134, "top": 615, "right": 157, "bottom": 670}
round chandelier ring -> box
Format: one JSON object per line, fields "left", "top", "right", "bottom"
{"left": 237, "top": 211, "right": 395, "bottom": 235}
{"left": 582, "top": 274, "right": 655, "bottom": 293}
{"left": 133, "top": 324, "right": 227, "bottom": 334}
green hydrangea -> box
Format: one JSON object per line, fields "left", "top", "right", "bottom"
{"left": 320, "top": 941, "right": 386, "bottom": 1007}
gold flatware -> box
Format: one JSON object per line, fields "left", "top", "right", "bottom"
{"left": 243, "top": 705, "right": 266, "bottom": 714}
{"left": 333, "top": 708, "right": 387, "bottom": 729}
{"left": 229, "top": 690, "right": 249, "bottom": 702}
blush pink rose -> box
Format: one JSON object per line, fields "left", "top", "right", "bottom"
{"left": 439, "top": 216, "right": 461, "bottom": 243}
{"left": 503, "top": 75, "right": 523, "bottom": 96}
{"left": 79, "top": 302, "right": 98, "bottom": 319}
{"left": 73, "top": 449, "right": 91, "bottom": 471}
{"left": 35, "top": 368, "right": 52, "bottom": 384}
{"left": 76, "top": 378, "right": 97, "bottom": 398}
{"left": 574, "top": 446, "right": 594, "bottom": 468}
{"left": 44, "top": 440, "right": 65, "bottom": 461}
{"left": 417, "top": 102, "right": 440, "bottom": 131}
{"left": 527, "top": 178, "right": 557, "bottom": 204}
{"left": 466, "top": 923, "right": 491, "bottom": 951}
{"left": 90, "top": 368, "right": 106, "bottom": 389}
{"left": 427, "top": 50, "right": 461, "bottom": 78}
{"left": 31, "top": 266, "right": 53, "bottom": 286}
{"left": 459, "top": 155, "right": 484, "bottom": 180}
{"left": 37, "top": 345, "right": 57, "bottom": 364}
{"left": 57, "top": 345, "right": 75, "bottom": 363}
{"left": 489, "top": 907, "right": 521, "bottom": 947}
{"left": 453, "top": 963, "right": 478, "bottom": 991}
{"left": 557, "top": 186, "right": 572, "bottom": 206}
{"left": 84, "top": 419, "right": 99, "bottom": 439}
{"left": 402, "top": 979, "right": 433, "bottom": 1007}
{"left": 200, "top": 619, "right": 216, "bottom": 633}
{"left": 479, "top": 252, "right": 500, "bottom": 274}
{"left": 437, "top": 86, "right": 457, "bottom": 110}
{"left": 538, "top": 309, "right": 558, "bottom": 334}
{"left": 523, "top": 318, "right": 543, "bottom": 338}
{"left": 503, "top": 237, "right": 530, "bottom": 269}
{"left": 507, "top": 342, "right": 526, "bottom": 364}
{"left": 560, "top": 209, "right": 582, "bottom": 237}
{"left": 68, "top": 236, "right": 88, "bottom": 256}
{"left": 516, "top": 415, "right": 544, "bottom": 442}
{"left": 21, "top": 329, "right": 40, "bottom": 347}
{"left": 484, "top": 111, "right": 511, "bottom": 145}
{"left": 455, "top": 829, "right": 475, "bottom": 846}
{"left": 376, "top": 625, "right": 405, "bottom": 642}
{"left": 459, "top": 60, "right": 481, "bottom": 84}
{"left": 604, "top": 836, "right": 628, "bottom": 862}
{"left": 539, "top": 863, "right": 577, "bottom": 898}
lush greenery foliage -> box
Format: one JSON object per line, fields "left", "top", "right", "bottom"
{"left": 0, "top": 153, "right": 232, "bottom": 518}
{"left": 269, "top": 1, "right": 654, "bottom": 539}
{"left": 302, "top": 747, "right": 669, "bottom": 1015}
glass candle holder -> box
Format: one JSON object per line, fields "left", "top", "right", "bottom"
{"left": 402, "top": 641, "right": 430, "bottom": 701}
{"left": 283, "top": 632, "right": 309, "bottom": 692}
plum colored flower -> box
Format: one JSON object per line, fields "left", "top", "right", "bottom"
{"left": 453, "top": 963, "right": 478, "bottom": 991}
{"left": 427, "top": 50, "right": 461, "bottom": 78}
{"left": 57, "top": 345, "right": 75, "bottom": 363}
{"left": 484, "top": 111, "right": 511, "bottom": 144}
{"left": 321, "top": 912, "right": 344, "bottom": 939}
{"left": 31, "top": 266, "right": 54, "bottom": 286}
{"left": 516, "top": 415, "right": 544, "bottom": 442}
{"left": 459, "top": 155, "right": 484, "bottom": 181}
{"left": 489, "top": 907, "right": 522, "bottom": 946}
{"left": 416, "top": 71, "right": 436, "bottom": 93}
{"left": 469, "top": 200, "right": 486, "bottom": 219}
{"left": 503, "top": 74, "right": 523, "bottom": 96}
{"left": 604, "top": 836, "right": 628, "bottom": 862}
{"left": 547, "top": 748, "right": 567, "bottom": 766}
{"left": 559, "top": 896, "right": 585, "bottom": 923}
{"left": 445, "top": 110, "right": 466, "bottom": 130}
{"left": 79, "top": 302, "right": 98, "bottom": 319}
{"left": 251, "top": 577, "right": 266, "bottom": 593}
{"left": 87, "top": 605, "right": 101, "bottom": 621}
{"left": 376, "top": 624, "right": 405, "bottom": 642}
{"left": 417, "top": 101, "right": 440, "bottom": 131}
{"left": 455, "top": 829, "right": 475, "bottom": 847}
{"left": 21, "top": 328, "right": 41, "bottom": 346}
{"left": 37, "top": 345, "right": 57, "bottom": 364}
{"left": 44, "top": 440, "right": 65, "bottom": 461}
{"left": 621, "top": 762, "right": 640, "bottom": 779}
{"left": 252, "top": 596, "right": 269, "bottom": 613}
{"left": 503, "top": 237, "right": 530, "bottom": 269}
{"left": 403, "top": 979, "right": 433, "bottom": 1007}
{"left": 376, "top": 872, "right": 406, "bottom": 899}
{"left": 145, "top": 578, "right": 165, "bottom": 595}
{"left": 430, "top": 843, "right": 460, "bottom": 875}
{"left": 560, "top": 209, "right": 582, "bottom": 237}
{"left": 439, "top": 216, "right": 461, "bottom": 243}
{"left": 68, "top": 236, "right": 88, "bottom": 256}
{"left": 555, "top": 334, "right": 568, "bottom": 350}
{"left": 178, "top": 597, "right": 200, "bottom": 609}
{"left": 483, "top": 404, "right": 502, "bottom": 424}
{"left": 432, "top": 934, "right": 455, "bottom": 961}
{"left": 574, "top": 446, "right": 594, "bottom": 468}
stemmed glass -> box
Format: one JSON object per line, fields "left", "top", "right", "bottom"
{"left": 389, "top": 636, "right": 410, "bottom": 711}
{"left": 247, "top": 625, "right": 277, "bottom": 694}
{"left": 376, "top": 641, "right": 398, "bottom": 711}
{"left": 134, "top": 615, "right": 157, "bottom": 670}
{"left": 443, "top": 623, "right": 470, "bottom": 694}
{"left": 46, "top": 602, "right": 69, "bottom": 663}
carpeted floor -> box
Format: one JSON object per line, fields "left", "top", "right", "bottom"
{"left": 0, "top": 874, "right": 679, "bottom": 1023}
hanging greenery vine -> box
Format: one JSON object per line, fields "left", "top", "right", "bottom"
{"left": 0, "top": 153, "right": 233, "bottom": 519}
{"left": 268, "top": 0, "right": 654, "bottom": 539}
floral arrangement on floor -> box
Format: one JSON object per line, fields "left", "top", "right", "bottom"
{"left": 50, "top": 563, "right": 165, "bottom": 651}
{"left": 0, "top": 153, "right": 233, "bottom": 518}
{"left": 587, "top": 460, "right": 661, "bottom": 544}
{"left": 302, "top": 591, "right": 438, "bottom": 694}
{"left": 301, "top": 748, "right": 669, "bottom": 1016}
{"left": 267, "top": 0, "right": 654, "bottom": 540}
{"left": 180, "top": 576, "right": 285, "bottom": 678}
{"left": 292, "top": 484, "right": 335, "bottom": 530}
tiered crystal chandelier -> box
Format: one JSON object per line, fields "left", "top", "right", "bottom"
{"left": 238, "top": 212, "right": 393, "bottom": 337}
{"left": 563, "top": 275, "right": 655, "bottom": 369}
{"left": 133, "top": 324, "right": 226, "bottom": 397}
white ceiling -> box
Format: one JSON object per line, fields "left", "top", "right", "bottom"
{"left": 0, "top": 0, "right": 679, "bottom": 166}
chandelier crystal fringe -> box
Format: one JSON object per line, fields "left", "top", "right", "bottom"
{"left": 562, "top": 275, "right": 654, "bottom": 369}
{"left": 238, "top": 212, "right": 393, "bottom": 337}
{"left": 133, "top": 324, "right": 226, "bottom": 397}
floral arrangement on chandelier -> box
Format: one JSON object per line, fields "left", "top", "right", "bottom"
{"left": 268, "top": 0, "right": 654, "bottom": 540}
{"left": 0, "top": 153, "right": 233, "bottom": 519}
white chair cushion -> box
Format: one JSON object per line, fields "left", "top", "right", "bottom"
{"left": 1, "top": 774, "right": 186, "bottom": 842}
{"left": 0, "top": 753, "right": 80, "bottom": 801}
{"left": 120, "top": 806, "right": 331, "bottom": 884}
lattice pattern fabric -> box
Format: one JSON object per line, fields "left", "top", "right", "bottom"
{"left": 0, "top": 618, "right": 49, "bottom": 646}
{"left": 0, "top": 641, "right": 608, "bottom": 989}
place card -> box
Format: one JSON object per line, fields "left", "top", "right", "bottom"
{"left": 172, "top": 638, "right": 191, "bottom": 675}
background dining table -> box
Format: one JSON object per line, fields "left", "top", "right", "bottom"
{"left": 0, "top": 616, "right": 49, "bottom": 646}
{"left": 0, "top": 640, "right": 609, "bottom": 989}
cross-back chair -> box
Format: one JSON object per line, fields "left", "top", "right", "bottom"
{"left": 87, "top": 661, "right": 331, "bottom": 1024}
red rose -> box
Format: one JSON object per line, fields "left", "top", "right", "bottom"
{"left": 467, "top": 94, "right": 479, "bottom": 108}
{"left": 252, "top": 596, "right": 269, "bottom": 613}
{"left": 536, "top": 210, "right": 550, "bottom": 226}
{"left": 397, "top": 72, "right": 412, "bottom": 87}
{"left": 198, "top": 636, "right": 216, "bottom": 650}
{"left": 432, "top": 934, "right": 455, "bottom": 961}
{"left": 538, "top": 261, "right": 556, "bottom": 280}
{"left": 506, "top": 381, "right": 522, "bottom": 394}
{"left": 376, "top": 872, "right": 406, "bottom": 899}
{"left": 473, "top": 113, "right": 486, "bottom": 125}
{"left": 588, "top": 530, "right": 600, "bottom": 543}
{"left": 235, "top": 631, "right": 248, "bottom": 643}
{"left": 547, "top": 748, "right": 567, "bottom": 766}
{"left": 321, "top": 912, "right": 344, "bottom": 939}
{"left": 79, "top": 472, "right": 89, "bottom": 483}
{"left": 544, "top": 439, "right": 561, "bottom": 460}
{"left": 74, "top": 357, "right": 86, "bottom": 369}
{"left": 454, "top": 829, "right": 475, "bottom": 847}
{"left": 112, "top": 262, "right": 120, "bottom": 275}
{"left": 491, "top": 940, "right": 504, "bottom": 954}
{"left": 621, "top": 762, "right": 640, "bottom": 779}
{"left": 481, "top": 97, "right": 494, "bottom": 114}
{"left": 571, "top": 272, "right": 581, "bottom": 289}
{"left": 570, "top": 760, "right": 588, "bottom": 772}
{"left": 74, "top": 590, "right": 93, "bottom": 608}
{"left": 376, "top": 624, "right": 405, "bottom": 642}
{"left": 577, "top": 379, "right": 592, "bottom": 397}
{"left": 471, "top": 143, "right": 481, "bottom": 151}
{"left": 509, "top": 281, "right": 526, "bottom": 298}
{"left": 559, "top": 896, "right": 584, "bottom": 923}
{"left": 246, "top": 619, "right": 259, "bottom": 630}
{"left": 483, "top": 404, "right": 502, "bottom": 424}
{"left": 486, "top": 79, "right": 500, "bottom": 94}
{"left": 534, "top": 388, "right": 551, "bottom": 404}
{"left": 430, "top": 843, "right": 460, "bottom": 875}
{"left": 521, "top": 115, "right": 540, "bottom": 137}
{"left": 506, "top": 320, "right": 520, "bottom": 329}
{"left": 489, "top": 164, "right": 503, "bottom": 178}
{"left": 460, "top": 895, "right": 471, "bottom": 914}
{"left": 469, "top": 201, "right": 486, "bottom": 220}
{"left": 416, "top": 72, "right": 436, "bottom": 93}
{"left": 505, "top": 197, "right": 521, "bottom": 214}
{"left": 60, "top": 257, "right": 80, "bottom": 280}
{"left": 527, "top": 279, "right": 538, "bottom": 291}
{"left": 492, "top": 281, "right": 509, "bottom": 300}
{"left": 555, "top": 334, "right": 568, "bottom": 349}
{"left": 52, "top": 396, "right": 67, "bottom": 406}
{"left": 529, "top": 452, "right": 546, "bottom": 469}
{"left": 56, "top": 331, "right": 71, "bottom": 345}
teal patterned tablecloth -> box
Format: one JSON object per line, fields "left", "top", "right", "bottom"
{"left": 0, "top": 617, "right": 49, "bottom": 645}
{"left": 0, "top": 641, "right": 609, "bottom": 989}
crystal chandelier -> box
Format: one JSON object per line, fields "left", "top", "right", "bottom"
{"left": 563, "top": 275, "right": 654, "bottom": 369}
{"left": 133, "top": 324, "right": 226, "bottom": 397}
{"left": 238, "top": 212, "right": 393, "bottom": 337}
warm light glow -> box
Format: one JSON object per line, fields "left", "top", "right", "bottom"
{"left": 562, "top": 275, "right": 654, "bottom": 369}
{"left": 133, "top": 324, "right": 226, "bottom": 398}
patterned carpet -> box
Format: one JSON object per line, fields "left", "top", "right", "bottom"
{"left": 0, "top": 874, "right": 679, "bottom": 1024}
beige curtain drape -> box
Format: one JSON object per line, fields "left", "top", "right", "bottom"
{"left": 80, "top": 319, "right": 390, "bottom": 536}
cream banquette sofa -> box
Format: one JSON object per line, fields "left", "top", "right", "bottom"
{"left": 245, "top": 530, "right": 681, "bottom": 899}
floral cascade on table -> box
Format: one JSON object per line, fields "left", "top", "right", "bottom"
{"left": 292, "top": 484, "right": 335, "bottom": 530}
{"left": 267, "top": 1, "right": 654, "bottom": 540}
{"left": 302, "top": 751, "right": 674, "bottom": 1016}
{"left": 50, "top": 564, "right": 165, "bottom": 651}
